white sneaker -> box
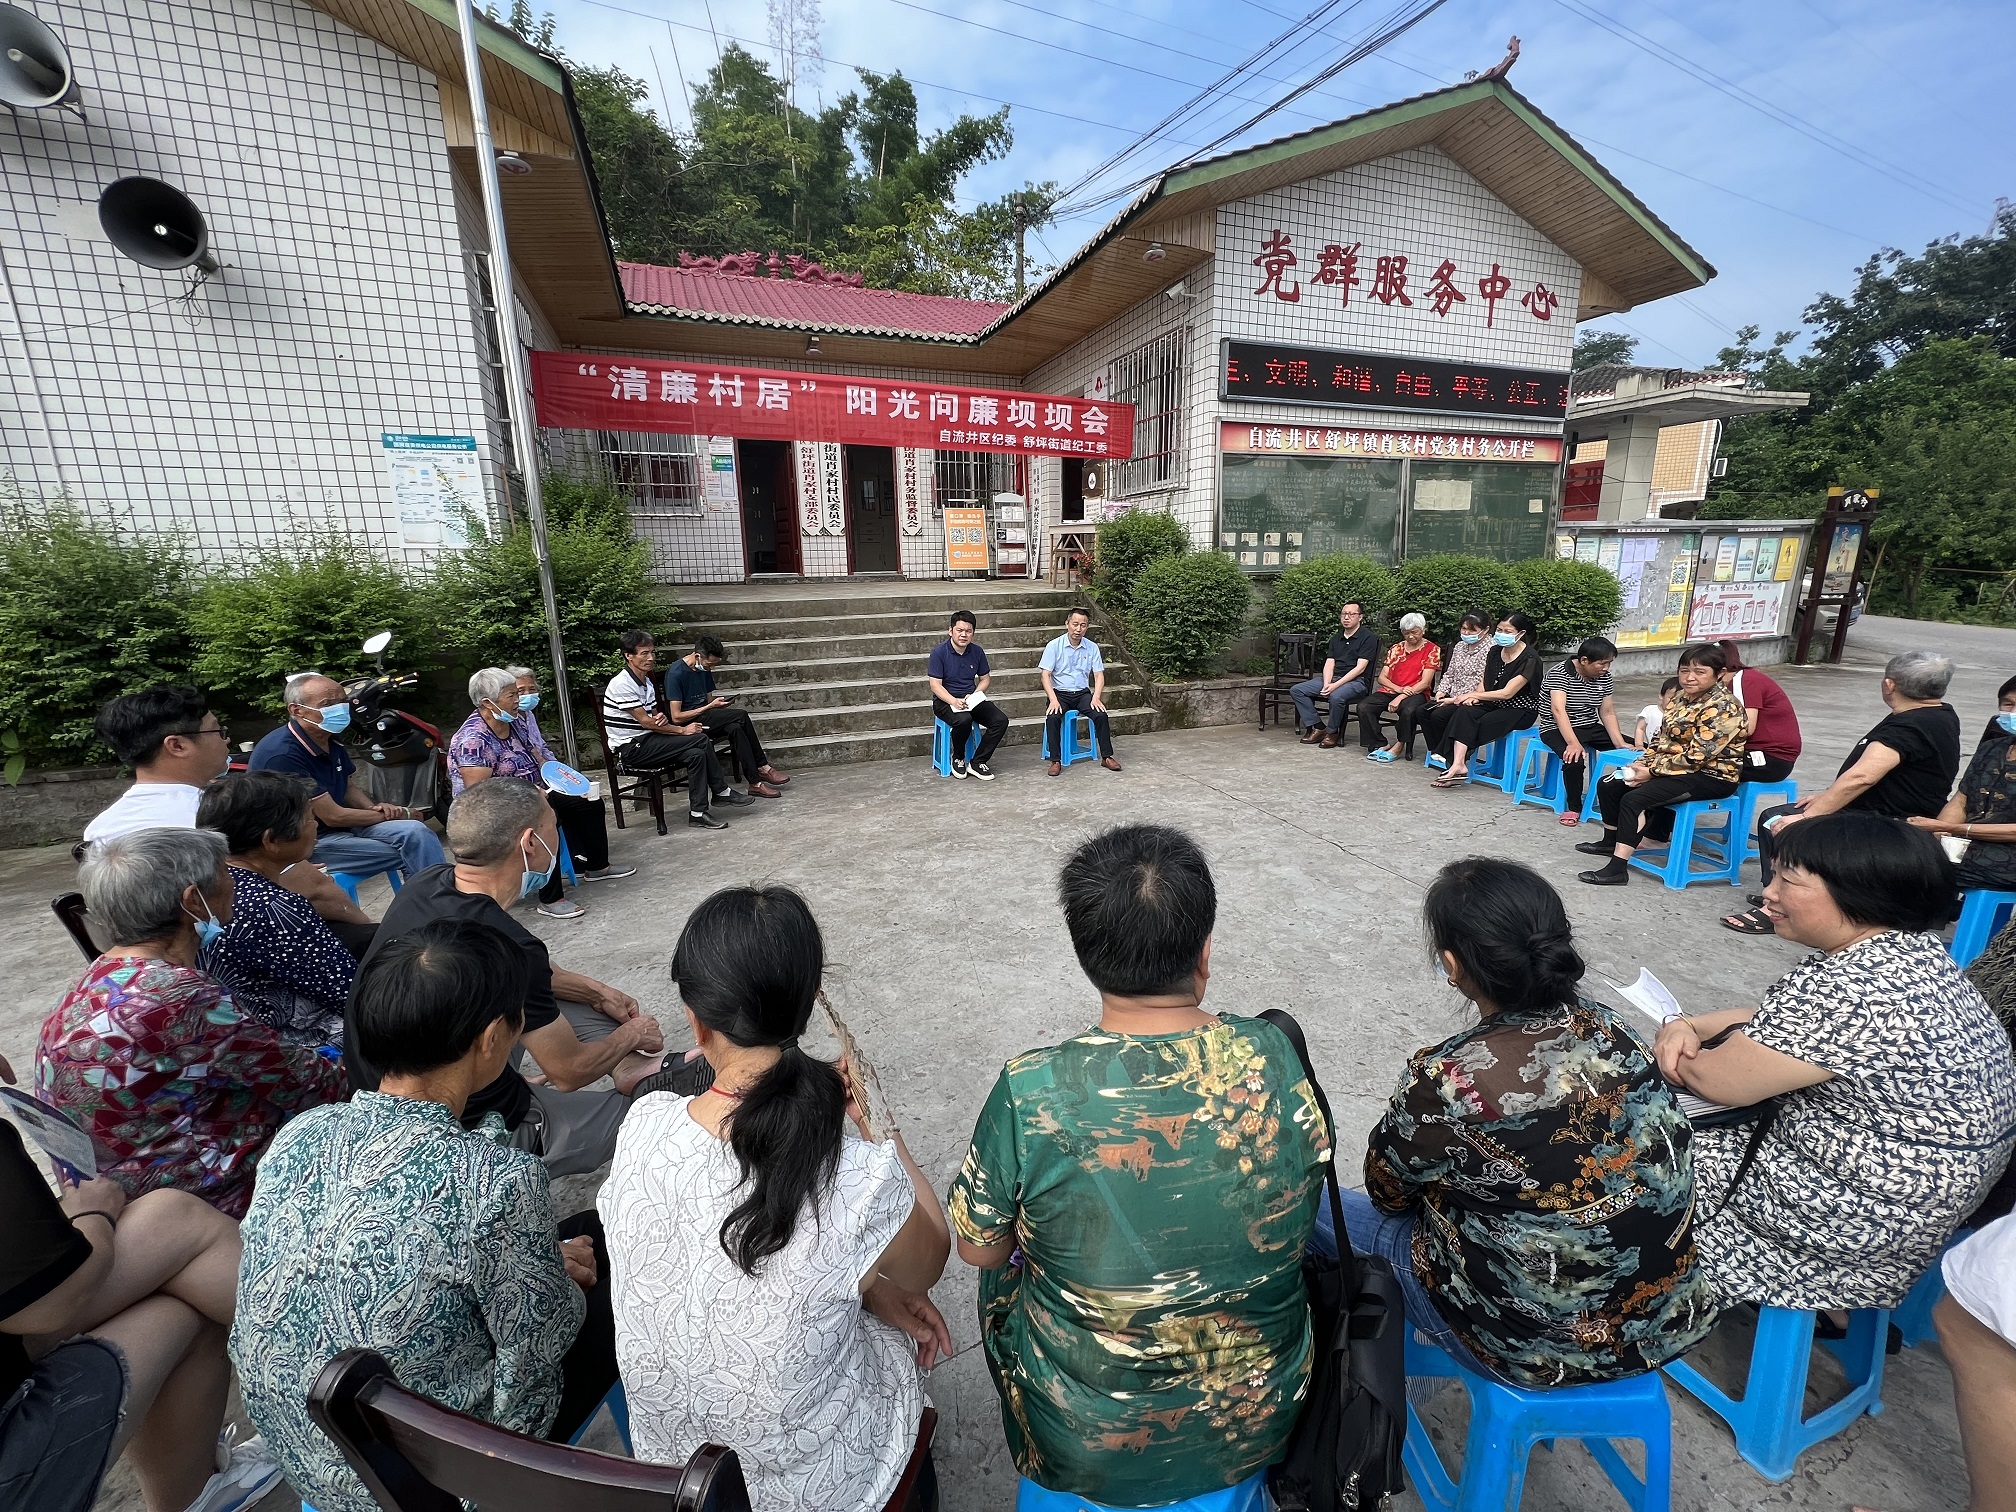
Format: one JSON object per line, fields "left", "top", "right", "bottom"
{"left": 537, "top": 898, "right": 587, "bottom": 920}
{"left": 182, "top": 1432, "right": 283, "bottom": 1512}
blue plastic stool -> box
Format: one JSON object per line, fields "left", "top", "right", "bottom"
{"left": 1663, "top": 1305, "right": 1889, "bottom": 1482}
{"left": 567, "top": 1381, "right": 632, "bottom": 1452}
{"left": 559, "top": 847, "right": 578, "bottom": 886}
{"left": 1721, "top": 779, "right": 1799, "bottom": 884}
{"left": 1511, "top": 734, "right": 1566, "bottom": 814}
{"left": 1042, "top": 710, "right": 1095, "bottom": 768}
{"left": 1403, "top": 1334, "right": 1670, "bottom": 1511}
{"left": 930, "top": 718, "right": 982, "bottom": 777}
{"left": 1465, "top": 728, "right": 1534, "bottom": 793}
{"left": 1626, "top": 797, "right": 1742, "bottom": 890}
{"left": 1015, "top": 1469, "right": 1267, "bottom": 1512}
{"left": 327, "top": 864, "right": 405, "bottom": 907}
{"left": 1951, "top": 889, "right": 2016, "bottom": 967}
{"left": 1895, "top": 1230, "right": 1972, "bottom": 1347}
{"left": 1581, "top": 748, "right": 1641, "bottom": 823}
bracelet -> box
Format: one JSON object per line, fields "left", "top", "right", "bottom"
{"left": 70, "top": 1210, "right": 116, "bottom": 1233}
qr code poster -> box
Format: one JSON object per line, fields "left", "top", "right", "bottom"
{"left": 944, "top": 507, "right": 990, "bottom": 571}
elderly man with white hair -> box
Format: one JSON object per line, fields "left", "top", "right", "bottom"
{"left": 1356, "top": 611, "right": 1443, "bottom": 762}
{"left": 246, "top": 670, "right": 445, "bottom": 882}
{"left": 448, "top": 667, "right": 633, "bottom": 921}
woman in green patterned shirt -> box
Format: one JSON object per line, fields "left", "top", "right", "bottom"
{"left": 949, "top": 825, "right": 1330, "bottom": 1512}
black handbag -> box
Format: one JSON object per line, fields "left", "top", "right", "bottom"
{"left": 1260, "top": 1009, "right": 1408, "bottom": 1511}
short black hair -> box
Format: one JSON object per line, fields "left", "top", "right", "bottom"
{"left": 1059, "top": 825, "right": 1216, "bottom": 996}
{"left": 2000, "top": 673, "right": 2016, "bottom": 703}
{"left": 1771, "top": 812, "right": 1958, "bottom": 933}
{"left": 1501, "top": 610, "right": 1536, "bottom": 637}
{"left": 96, "top": 686, "right": 210, "bottom": 768}
{"left": 949, "top": 609, "right": 976, "bottom": 630}
{"left": 1677, "top": 642, "right": 1728, "bottom": 674}
{"left": 1659, "top": 676, "right": 1681, "bottom": 695}
{"left": 1067, "top": 606, "right": 1090, "bottom": 621}
{"left": 694, "top": 634, "right": 726, "bottom": 660}
{"left": 1340, "top": 600, "right": 1366, "bottom": 615}
{"left": 195, "top": 771, "right": 313, "bottom": 855}
{"left": 620, "top": 630, "right": 657, "bottom": 655}
{"left": 1425, "top": 857, "right": 1584, "bottom": 1015}
{"left": 1577, "top": 637, "right": 1618, "bottom": 662}
{"left": 352, "top": 919, "right": 528, "bottom": 1076}
{"left": 1460, "top": 610, "right": 1490, "bottom": 632}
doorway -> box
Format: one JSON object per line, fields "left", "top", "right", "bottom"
{"left": 1062, "top": 457, "right": 1086, "bottom": 522}
{"left": 738, "top": 440, "right": 799, "bottom": 575}
{"left": 844, "top": 445, "right": 899, "bottom": 574}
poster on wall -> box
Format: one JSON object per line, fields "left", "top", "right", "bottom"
{"left": 1689, "top": 581, "right": 1788, "bottom": 641}
{"left": 1774, "top": 538, "right": 1801, "bottom": 580}
{"left": 382, "top": 433, "right": 480, "bottom": 549}
{"left": 702, "top": 437, "right": 737, "bottom": 511}
{"left": 1823, "top": 523, "right": 1865, "bottom": 597}
{"left": 944, "top": 507, "right": 989, "bottom": 572}
{"left": 898, "top": 448, "right": 928, "bottom": 536}
{"left": 818, "top": 443, "right": 846, "bottom": 535}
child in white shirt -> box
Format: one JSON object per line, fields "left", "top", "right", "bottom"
{"left": 1634, "top": 677, "right": 1681, "bottom": 748}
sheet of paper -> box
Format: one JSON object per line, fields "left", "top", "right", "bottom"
{"left": 963, "top": 689, "right": 989, "bottom": 708}
{"left": 0, "top": 1087, "right": 98, "bottom": 1179}
{"left": 1606, "top": 973, "right": 1735, "bottom": 1121}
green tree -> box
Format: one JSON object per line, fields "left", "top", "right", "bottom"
{"left": 1572, "top": 330, "right": 1639, "bottom": 370}
{"left": 570, "top": 65, "right": 690, "bottom": 263}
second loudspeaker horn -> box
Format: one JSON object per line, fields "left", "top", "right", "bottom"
{"left": 98, "top": 177, "right": 218, "bottom": 273}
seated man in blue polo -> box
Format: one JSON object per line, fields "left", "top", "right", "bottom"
{"left": 248, "top": 672, "right": 445, "bottom": 881}
{"left": 928, "top": 609, "right": 1010, "bottom": 780}
{"left": 1040, "top": 608, "right": 1122, "bottom": 776}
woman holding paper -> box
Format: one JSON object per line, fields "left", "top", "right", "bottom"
{"left": 1656, "top": 813, "right": 2016, "bottom": 1313}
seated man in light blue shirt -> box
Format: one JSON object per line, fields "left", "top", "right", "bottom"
{"left": 1040, "top": 609, "right": 1122, "bottom": 775}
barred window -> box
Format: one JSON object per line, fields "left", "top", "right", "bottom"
{"left": 931, "top": 449, "right": 1017, "bottom": 511}
{"left": 1109, "top": 328, "right": 1186, "bottom": 497}
{"left": 599, "top": 431, "right": 702, "bottom": 516}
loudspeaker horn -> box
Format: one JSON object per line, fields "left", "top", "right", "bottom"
{"left": 98, "top": 177, "right": 219, "bottom": 274}
{"left": 0, "top": 3, "right": 80, "bottom": 113}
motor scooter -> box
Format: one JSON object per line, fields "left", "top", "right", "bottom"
{"left": 344, "top": 631, "right": 452, "bottom": 822}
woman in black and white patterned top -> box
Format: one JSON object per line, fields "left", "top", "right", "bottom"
{"left": 1656, "top": 812, "right": 2016, "bottom": 1310}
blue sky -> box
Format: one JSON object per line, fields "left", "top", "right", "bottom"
{"left": 533, "top": 0, "right": 2014, "bottom": 369}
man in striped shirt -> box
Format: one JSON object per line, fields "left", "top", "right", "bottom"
{"left": 602, "top": 631, "right": 750, "bottom": 830}
{"left": 1538, "top": 637, "right": 1627, "bottom": 822}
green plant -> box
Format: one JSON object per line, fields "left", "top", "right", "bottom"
{"left": 1506, "top": 557, "right": 1623, "bottom": 647}
{"left": 1393, "top": 554, "right": 1517, "bottom": 641}
{"left": 0, "top": 494, "right": 194, "bottom": 768}
{"left": 189, "top": 531, "right": 423, "bottom": 711}
{"left": 1088, "top": 509, "right": 1189, "bottom": 616}
{"left": 1, "top": 729, "right": 24, "bottom": 786}
{"left": 1128, "top": 552, "right": 1253, "bottom": 680}
{"left": 1266, "top": 554, "right": 1398, "bottom": 638}
{"left": 541, "top": 472, "right": 636, "bottom": 542}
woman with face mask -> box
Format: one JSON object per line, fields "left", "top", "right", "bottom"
{"left": 1910, "top": 674, "right": 2016, "bottom": 892}
{"left": 449, "top": 667, "right": 633, "bottom": 922}
{"left": 1413, "top": 611, "right": 1493, "bottom": 766}
{"left": 35, "top": 828, "right": 343, "bottom": 1216}
{"left": 1425, "top": 613, "right": 1541, "bottom": 788}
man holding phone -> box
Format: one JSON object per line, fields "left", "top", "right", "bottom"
{"left": 664, "top": 636, "right": 789, "bottom": 798}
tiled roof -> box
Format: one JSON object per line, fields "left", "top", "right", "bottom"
{"left": 618, "top": 262, "right": 1010, "bottom": 339}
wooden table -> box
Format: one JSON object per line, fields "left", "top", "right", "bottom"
{"left": 1047, "top": 524, "right": 1097, "bottom": 586}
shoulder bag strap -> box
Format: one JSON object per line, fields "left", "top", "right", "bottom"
{"left": 1259, "top": 1009, "right": 1361, "bottom": 1294}
{"left": 1701, "top": 1100, "right": 1779, "bottom": 1225}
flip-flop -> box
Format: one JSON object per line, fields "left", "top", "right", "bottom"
{"left": 1365, "top": 749, "right": 1397, "bottom": 764}
{"left": 1557, "top": 813, "right": 1581, "bottom": 826}
{"left": 1430, "top": 773, "right": 1465, "bottom": 789}
{"left": 1719, "top": 907, "right": 1776, "bottom": 936}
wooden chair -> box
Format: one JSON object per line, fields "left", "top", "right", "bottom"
{"left": 592, "top": 687, "right": 677, "bottom": 837}
{"left": 307, "top": 1348, "right": 751, "bottom": 1512}
{"left": 50, "top": 891, "right": 105, "bottom": 964}
{"left": 1256, "top": 633, "right": 1317, "bottom": 730}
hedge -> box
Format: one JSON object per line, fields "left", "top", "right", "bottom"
{"left": 1393, "top": 555, "right": 1516, "bottom": 642}
{"left": 1088, "top": 510, "right": 1188, "bottom": 616}
{"left": 1506, "top": 558, "right": 1624, "bottom": 647}
{"left": 1266, "top": 554, "right": 1398, "bottom": 638}
{"left": 1130, "top": 552, "right": 1253, "bottom": 679}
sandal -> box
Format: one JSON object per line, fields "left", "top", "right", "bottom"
{"left": 1365, "top": 749, "right": 1397, "bottom": 764}
{"left": 1430, "top": 773, "right": 1465, "bottom": 789}
{"left": 1557, "top": 813, "right": 1581, "bottom": 826}
{"left": 1746, "top": 893, "right": 1766, "bottom": 908}
{"left": 1719, "top": 907, "right": 1776, "bottom": 936}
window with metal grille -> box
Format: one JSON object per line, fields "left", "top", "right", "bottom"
{"left": 1109, "top": 328, "right": 1186, "bottom": 497}
{"left": 931, "top": 449, "right": 1018, "bottom": 511}
{"left": 598, "top": 431, "right": 703, "bottom": 516}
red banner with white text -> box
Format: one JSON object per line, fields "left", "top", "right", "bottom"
{"left": 532, "top": 352, "right": 1134, "bottom": 459}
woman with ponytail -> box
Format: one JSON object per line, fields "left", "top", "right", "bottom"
{"left": 1327, "top": 857, "right": 1718, "bottom": 1388}
{"left": 600, "top": 886, "right": 950, "bottom": 1512}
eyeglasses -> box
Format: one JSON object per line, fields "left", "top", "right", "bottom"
{"left": 174, "top": 723, "right": 231, "bottom": 743}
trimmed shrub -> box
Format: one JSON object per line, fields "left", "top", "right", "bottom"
{"left": 0, "top": 496, "right": 193, "bottom": 767}
{"left": 1088, "top": 509, "right": 1188, "bottom": 616}
{"left": 1394, "top": 554, "right": 1517, "bottom": 642}
{"left": 1266, "top": 554, "right": 1398, "bottom": 638}
{"left": 541, "top": 472, "right": 635, "bottom": 542}
{"left": 1506, "top": 557, "right": 1623, "bottom": 647}
{"left": 190, "top": 531, "right": 423, "bottom": 712}
{"left": 1129, "top": 551, "right": 1253, "bottom": 680}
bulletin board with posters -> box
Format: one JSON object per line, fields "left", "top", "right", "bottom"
{"left": 1555, "top": 519, "right": 1813, "bottom": 650}
{"left": 1687, "top": 525, "right": 1806, "bottom": 641}
{"left": 1555, "top": 525, "right": 1700, "bottom": 648}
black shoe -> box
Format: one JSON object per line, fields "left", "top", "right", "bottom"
{"left": 688, "top": 811, "right": 728, "bottom": 830}
{"left": 1578, "top": 867, "right": 1628, "bottom": 886}
{"left": 970, "top": 762, "right": 996, "bottom": 781}
{"left": 951, "top": 759, "right": 969, "bottom": 779}
{"left": 1573, "top": 839, "right": 1614, "bottom": 857}
{"left": 632, "top": 1053, "right": 716, "bottom": 1098}
{"left": 715, "top": 789, "right": 756, "bottom": 807}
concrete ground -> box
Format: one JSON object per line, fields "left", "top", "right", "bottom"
{"left": 3, "top": 612, "right": 2003, "bottom": 1512}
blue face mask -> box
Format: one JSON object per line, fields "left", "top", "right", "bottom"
{"left": 187, "top": 898, "right": 224, "bottom": 951}
{"left": 1999, "top": 713, "right": 2016, "bottom": 736}
{"left": 517, "top": 693, "right": 541, "bottom": 712}
{"left": 1459, "top": 632, "right": 1482, "bottom": 645}
{"left": 519, "top": 833, "right": 556, "bottom": 900}
{"left": 489, "top": 701, "right": 516, "bottom": 725}
{"left": 1493, "top": 631, "right": 1518, "bottom": 647}
{"left": 311, "top": 702, "right": 352, "bottom": 736}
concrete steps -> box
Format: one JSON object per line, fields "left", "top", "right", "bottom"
{"left": 677, "top": 585, "right": 1155, "bottom": 770}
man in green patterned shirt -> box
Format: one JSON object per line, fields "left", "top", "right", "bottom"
{"left": 950, "top": 825, "right": 1330, "bottom": 1509}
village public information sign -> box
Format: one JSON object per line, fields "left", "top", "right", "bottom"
{"left": 532, "top": 353, "right": 1134, "bottom": 460}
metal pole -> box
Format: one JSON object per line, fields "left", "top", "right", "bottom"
{"left": 452, "top": 0, "right": 580, "bottom": 767}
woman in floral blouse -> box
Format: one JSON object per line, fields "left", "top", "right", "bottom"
{"left": 36, "top": 828, "right": 341, "bottom": 1217}
{"left": 1335, "top": 857, "right": 1717, "bottom": 1388}
{"left": 1576, "top": 642, "right": 1747, "bottom": 886}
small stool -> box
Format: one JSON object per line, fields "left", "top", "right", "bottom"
{"left": 1581, "top": 748, "right": 1640, "bottom": 823}
{"left": 327, "top": 864, "right": 405, "bottom": 907}
{"left": 1043, "top": 710, "right": 1096, "bottom": 768}
{"left": 1511, "top": 735, "right": 1565, "bottom": 814}
{"left": 931, "top": 718, "right": 982, "bottom": 778}
{"left": 1403, "top": 1334, "right": 1671, "bottom": 1511}
{"left": 1015, "top": 1468, "right": 1267, "bottom": 1512}
{"left": 1722, "top": 779, "right": 1799, "bottom": 884}
{"left": 567, "top": 1381, "right": 632, "bottom": 1453}
{"left": 1626, "top": 797, "right": 1742, "bottom": 889}
{"left": 1894, "top": 1230, "right": 1973, "bottom": 1347}
{"left": 1951, "top": 889, "right": 2016, "bottom": 967}
{"left": 1663, "top": 1305, "right": 1889, "bottom": 1482}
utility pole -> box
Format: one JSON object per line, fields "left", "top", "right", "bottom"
{"left": 1011, "top": 191, "right": 1028, "bottom": 298}
{"left": 452, "top": 0, "right": 580, "bottom": 767}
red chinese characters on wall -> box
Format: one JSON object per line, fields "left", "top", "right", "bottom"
{"left": 1249, "top": 231, "right": 1561, "bottom": 329}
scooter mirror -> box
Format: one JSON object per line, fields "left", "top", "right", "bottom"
{"left": 362, "top": 631, "right": 394, "bottom": 656}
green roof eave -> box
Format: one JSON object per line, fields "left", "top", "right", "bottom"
{"left": 392, "top": 0, "right": 567, "bottom": 93}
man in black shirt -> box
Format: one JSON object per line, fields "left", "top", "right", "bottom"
{"left": 1289, "top": 600, "right": 1380, "bottom": 749}
{"left": 1724, "top": 649, "right": 1962, "bottom": 934}
{"left": 344, "top": 779, "right": 672, "bottom": 1172}
{"left": 664, "top": 634, "right": 789, "bottom": 797}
